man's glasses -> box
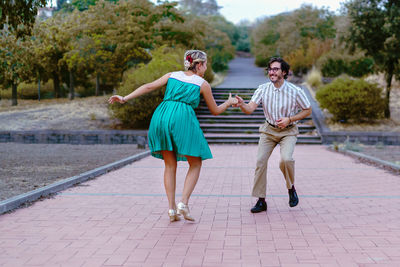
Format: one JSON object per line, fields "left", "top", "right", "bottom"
{"left": 267, "top": 67, "right": 281, "bottom": 73}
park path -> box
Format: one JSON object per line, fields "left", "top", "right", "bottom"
{"left": 1, "top": 145, "right": 400, "bottom": 266}
{"left": 216, "top": 57, "right": 267, "bottom": 88}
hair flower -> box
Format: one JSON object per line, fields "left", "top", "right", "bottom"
{"left": 186, "top": 55, "right": 193, "bottom": 63}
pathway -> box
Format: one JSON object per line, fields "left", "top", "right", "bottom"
{"left": 216, "top": 57, "right": 267, "bottom": 88}
{"left": 1, "top": 145, "right": 399, "bottom": 266}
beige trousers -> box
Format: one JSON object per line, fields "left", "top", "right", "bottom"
{"left": 251, "top": 122, "right": 299, "bottom": 198}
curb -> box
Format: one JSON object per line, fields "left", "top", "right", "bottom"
{"left": 0, "top": 150, "right": 151, "bottom": 215}
{"left": 328, "top": 146, "right": 400, "bottom": 173}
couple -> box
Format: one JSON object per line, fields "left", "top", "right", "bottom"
{"left": 109, "top": 50, "right": 311, "bottom": 222}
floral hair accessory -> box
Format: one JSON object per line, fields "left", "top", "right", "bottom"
{"left": 186, "top": 55, "right": 193, "bottom": 63}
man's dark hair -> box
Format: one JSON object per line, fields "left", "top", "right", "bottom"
{"left": 268, "top": 57, "right": 290, "bottom": 79}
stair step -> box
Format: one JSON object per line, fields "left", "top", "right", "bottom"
{"left": 204, "top": 133, "right": 322, "bottom": 144}
{"left": 200, "top": 123, "right": 316, "bottom": 134}
{"left": 207, "top": 139, "right": 322, "bottom": 144}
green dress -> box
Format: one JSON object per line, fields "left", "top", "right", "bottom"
{"left": 148, "top": 71, "right": 212, "bottom": 161}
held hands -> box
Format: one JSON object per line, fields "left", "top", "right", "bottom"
{"left": 233, "top": 95, "right": 244, "bottom": 107}
{"left": 227, "top": 93, "right": 239, "bottom": 106}
{"left": 108, "top": 95, "right": 126, "bottom": 104}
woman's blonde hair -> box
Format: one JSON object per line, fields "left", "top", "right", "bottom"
{"left": 184, "top": 50, "right": 207, "bottom": 72}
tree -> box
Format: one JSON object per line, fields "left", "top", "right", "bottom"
{"left": 345, "top": 0, "right": 400, "bottom": 118}
{"left": 179, "top": 0, "right": 221, "bottom": 16}
{"left": 0, "top": 0, "right": 47, "bottom": 37}
{"left": 252, "top": 5, "right": 336, "bottom": 69}
{"left": 0, "top": 30, "right": 32, "bottom": 105}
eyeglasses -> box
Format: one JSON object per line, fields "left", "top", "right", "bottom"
{"left": 267, "top": 67, "right": 281, "bottom": 73}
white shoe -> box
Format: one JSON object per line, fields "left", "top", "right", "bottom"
{"left": 177, "top": 202, "right": 195, "bottom": 221}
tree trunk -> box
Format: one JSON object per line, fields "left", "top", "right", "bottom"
{"left": 96, "top": 73, "right": 100, "bottom": 96}
{"left": 385, "top": 71, "right": 392, "bottom": 118}
{"left": 38, "top": 77, "right": 41, "bottom": 101}
{"left": 69, "top": 71, "right": 74, "bottom": 100}
{"left": 11, "top": 82, "right": 17, "bottom": 106}
{"left": 53, "top": 72, "right": 60, "bottom": 98}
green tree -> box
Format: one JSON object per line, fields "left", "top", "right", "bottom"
{"left": 252, "top": 5, "right": 336, "bottom": 69}
{"left": 0, "top": 30, "right": 32, "bottom": 105}
{"left": 0, "top": 0, "right": 47, "bottom": 37}
{"left": 345, "top": 0, "right": 400, "bottom": 118}
{"left": 179, "top": 0, "right": 221, "bottom": 16}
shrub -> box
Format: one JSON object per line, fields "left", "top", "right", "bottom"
{"left": 347, "top": 58, "right": 374, "bottom": 78}
{"left": 110, "top": 46, "right": 185, "bottom": 128}
{"left": 316, "top": 77, "right": 385, "bottom": 122}
{"left": 1, "top": 81, "right": 54, "bottom": 100}
{"left": 321, "top": 58, "right": 348, "bottom": 77}
{"left": 319, "top": 54, "right": 374, "bottom": 78}
{"left": 305, "top": 68, "right": 322, "bottom": 89}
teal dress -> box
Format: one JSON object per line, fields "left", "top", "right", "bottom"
{"left": 148, "top": 71, "right": 212, "bottom": 161}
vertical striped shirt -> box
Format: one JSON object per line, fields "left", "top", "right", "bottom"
{"left": 250, "top": 80, "right": 311, "bottom": 125}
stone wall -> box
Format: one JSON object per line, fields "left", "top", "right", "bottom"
{"left": 0, "top": 130, "right": 148, "bottom": 147}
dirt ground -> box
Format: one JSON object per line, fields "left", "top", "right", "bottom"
{"left": 0, "top": 143, "right": 146, "bottom": 201}
{"left": 0, "top": 96, "right": 117, "bottom": 130}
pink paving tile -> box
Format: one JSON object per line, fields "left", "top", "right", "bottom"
{"left": 0, "top": 145, "right": 400, "bottom": 266}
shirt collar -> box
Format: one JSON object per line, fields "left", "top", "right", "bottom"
{"left": 272, "top": 80, "right": 285, "bottom": 92}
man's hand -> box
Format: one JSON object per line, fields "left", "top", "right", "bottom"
{"left": 276, "top": 117, "right": 291, "bottom": 129}
{"left": 233, "top": 95, "right": 244, "bottom": 107}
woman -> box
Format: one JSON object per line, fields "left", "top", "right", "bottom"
{"left": 109, "top": 50, "right": 237, "bottom": 222}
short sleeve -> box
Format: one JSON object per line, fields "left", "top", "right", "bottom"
{"left": 296, "top": 88, "right": 311, "bottom": 109}
{"left": 250, "top": 84, "right": 265, "bottom": 105}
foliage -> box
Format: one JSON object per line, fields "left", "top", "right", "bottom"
{"left": 305, "top": 68, "right": 322, "bottom": 89}
{"left": 318, "top": 53, "right": 375, "bottom": 78}
{"left": 110, "top": 47, "right": 184, "bottom": 128}
{"left": 251, "top": 4, "right": 336, "bottom": 70}
{"left": 179, "top": 0, "right": 221, "bottom": 16}
{"left": 286, "top": 38, "right": 333, "bottom": 74}
{"left": 0, "top": 0, "right": 47, "bottom": 37}
{"left": 14, "top": 81, "right": 54, "bottom": 99}
{"left": 345, "top": 0, "right": 400, "bottom": 118}
{"left": 316, "top": 78, "right": 385, "bottom": 122}
{"left": 0, "top": 29, "right": 33, "bottom": 105}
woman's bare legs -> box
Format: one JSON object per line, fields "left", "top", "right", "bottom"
{"left": 161, "top": 151, "right": 177, "bottom": 210}
{"left": 181, "top": 156, "right": 202, "bottom": 205}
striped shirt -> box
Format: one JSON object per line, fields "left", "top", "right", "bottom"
{"left": 250, "top": 80, "right": 311, "bottom": 125}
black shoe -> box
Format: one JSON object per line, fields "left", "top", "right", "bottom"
{"left": 251, "top": 199, "right": 267, "bottom": 213}
{"left": 288, "top": 186, "right": 299, "bottom": 207}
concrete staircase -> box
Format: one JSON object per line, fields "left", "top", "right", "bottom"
{"left": 196, "top": 88, "right": 322, "bottom": 144}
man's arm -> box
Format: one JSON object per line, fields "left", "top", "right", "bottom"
{"left": 235, "top": 96, "right": 258, "bottom": 114}
{"left": 276, "top": 107, "right": 312, "bottom": 128}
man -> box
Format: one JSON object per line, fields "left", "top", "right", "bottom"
{"left": 235, "top": 57, "right": 311, "bottom": 213}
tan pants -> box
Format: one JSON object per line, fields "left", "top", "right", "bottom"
{"left": 252, "top": 122, "right": 299, "bottom": 198}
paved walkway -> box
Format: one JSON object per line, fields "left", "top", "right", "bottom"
{"left": 1, "top": 145, "right": 400, "bottom": 266}
{"left": 216, "top": 57, "right": 267, "bottom": 88}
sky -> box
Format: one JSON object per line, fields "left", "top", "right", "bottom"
{"left": 217, "top": 0, "right": 344, "bottom": 24}
{"left": 148, "top": 0, "right": 344, "bottom": 25}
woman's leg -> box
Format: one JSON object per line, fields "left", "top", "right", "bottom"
{"left": 181, "top": 156, "right": 202, "bottom": 205}
{"left": 161, "top": 151, "right": 177, "bottom": 210}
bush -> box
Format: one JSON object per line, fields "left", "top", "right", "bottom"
{"left": 0, "top": 81, "right": 54, "bottom": 100}
{"left": 110, "top": 46, "right": 185, "bottom": 128}
{"left": 321, "top": 58, "right": 348, "bottom": 77}
{"left": 316, "top": 77, "right": 385, "bottom": 122}
{"left": 319, "top": 54, "right": 374, "bottom": 78}
{"left": 210, "top": 50, "right": 233, "bottom": 73}
{"left": 347, "top": 58, "right": 374, "bottom": 78}
{"left": 305, "top": 68, "right": 322, "bottom": 89}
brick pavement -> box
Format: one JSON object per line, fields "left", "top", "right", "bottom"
{"left": 0, "top": 145, "right": 399, "bottom": 266}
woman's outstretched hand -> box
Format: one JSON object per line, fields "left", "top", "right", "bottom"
{"left": 108, "top": 95, "right": 126, "bottom": 104}
{"left": 227, "top": 93, "right": 239, "bottom": 106}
